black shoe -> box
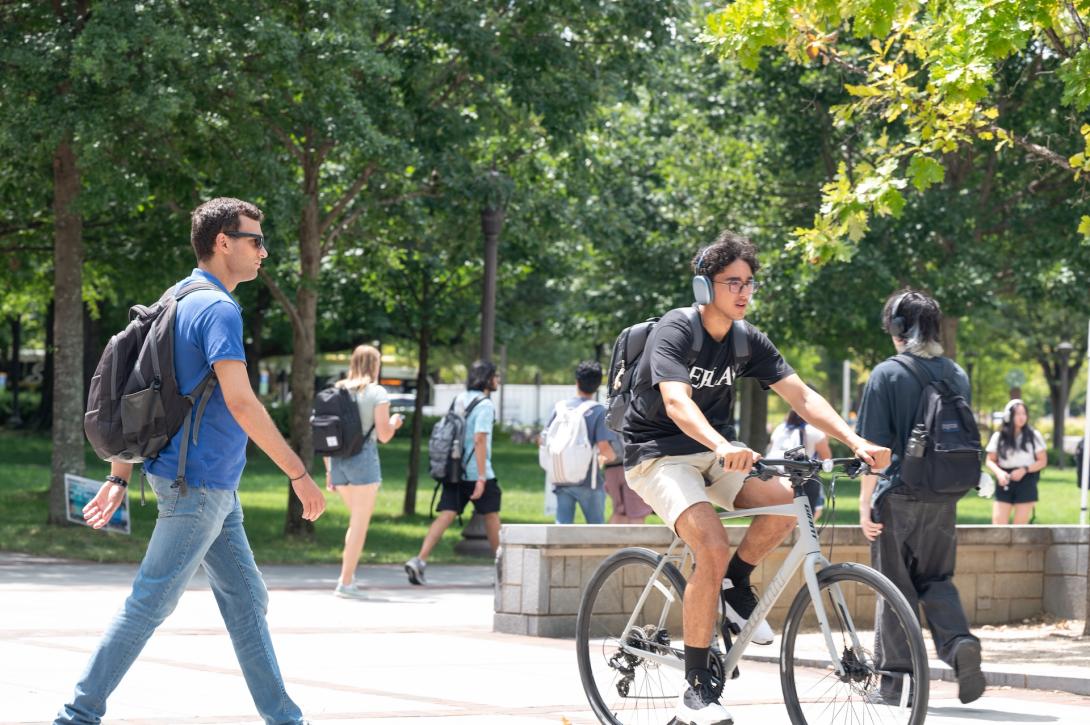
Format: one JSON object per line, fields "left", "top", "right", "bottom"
{"left": 953, "top": 639, "right": 985, "bottom": 704}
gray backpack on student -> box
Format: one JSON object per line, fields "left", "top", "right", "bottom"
{"left": 84, "top": 281, "right": 223, "bottom": 490}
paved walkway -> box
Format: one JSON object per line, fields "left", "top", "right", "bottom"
{"left": 2, "top": 553, "right": 1088, "bottom": 724}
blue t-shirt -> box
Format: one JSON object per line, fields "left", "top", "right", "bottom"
{"left": 461, "top": 390, "right": 495, "bottom": 481}
{"left": 145, "top": 269, "right": 249, "bottom": 490}
{"left": 545, "top": 397, "right": 610, "bottom": 488}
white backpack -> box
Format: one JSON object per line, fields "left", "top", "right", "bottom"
{"left": 539, "top": 399, "right": 599, "bottom": 486}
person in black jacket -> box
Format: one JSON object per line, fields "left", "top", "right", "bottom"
{"left": 856, "top": 289, "right": 985, "bottom": 705}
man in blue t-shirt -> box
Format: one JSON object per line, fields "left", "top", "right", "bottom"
{"left": 545, "top": 361, "right": 615, "bottom": 524}
{"left": 57, "top": 198, "right": 326, "bottom": 725}
{"left": 405, "top": 359, "right": 501, "bottom": 585}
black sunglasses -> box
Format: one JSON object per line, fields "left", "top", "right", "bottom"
{"left": 225, "top": 231, "right": 267, "bottom": 251}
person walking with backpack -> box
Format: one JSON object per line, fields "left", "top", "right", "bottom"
{"left": 856, "top": 289, "right": 986, "bottom": 706}
{"left": 405, "top": 360, "right": 501, "bottom": 585}
{"left": 985, "top": 398, "right": 1047, "bottom": 525}
{"left": 57, "top": 198, "right": 325, "bottom": 725}
{"left": 765, "top": 408, "right": 832, "bottom": 519}
{"left": 542, "top": 361, "right": 615, "bottom": 524}
{"left": 618, "top": 231, "right": 890, "bottom": 725}
{"left": 323, "top": 344, "right": 404, "bottom": 598}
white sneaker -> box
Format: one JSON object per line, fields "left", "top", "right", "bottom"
{"left": 333, "top": 582, "right": 367, "bottom": 599}
{"left": 721, "top": 579, "right": 774, "bottom": 645}
{"left": 674, "top": 679, "right": 733, "bottom": 725}
{"left": 404, "top": 556, "right": 427, "bottom": 585}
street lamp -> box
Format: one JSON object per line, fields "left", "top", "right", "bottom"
{"left": 1056, "top": 341, "right": 1075, "bottom": 469}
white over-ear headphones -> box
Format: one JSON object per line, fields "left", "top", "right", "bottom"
{"left": 1003, "top": 398, "right": 1024, "bottom": 424}
{"left": 692, "top": 248, "right": 713, "bottom": 305}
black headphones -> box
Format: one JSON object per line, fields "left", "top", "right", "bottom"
{"left": 886, "top": 291, "right": 911, "bottom": 338}
{"left": 692, "top": 248, "right": 713, "bottom": 305}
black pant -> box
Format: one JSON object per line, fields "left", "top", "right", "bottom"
{"left": 872, "top": 494, "right": 979, "bottom": 696}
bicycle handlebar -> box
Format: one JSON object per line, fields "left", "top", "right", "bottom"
{"left": 749, "top": 457, "right": 871, "bottom": 481}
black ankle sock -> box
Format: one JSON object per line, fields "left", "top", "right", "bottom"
{"left": 726, "top": 553, "right": 757, "bottom": 589}
{"left": 684, "top": 645, "right": 710, "bottom": 684}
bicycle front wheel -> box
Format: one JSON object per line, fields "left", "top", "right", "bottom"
{"left": 575, "top": 547, "right": 688, "bottom": 725}
{"left": 781, "top": 562, "right": 929, "bottom": 725}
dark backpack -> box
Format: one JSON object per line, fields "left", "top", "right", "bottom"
{"left": 428, "top": 395, "right": 486, "bottom": 483}
{"left": 84, "top": 281, "right": 223, "bottom": 493}
{"left": 604, "top": 306, "right": 749, "bottom": 433}
{"left": 311, "top": 386, "right": 371, "bottom": 458}
{"left": 894, "top": 354, "right": 984, "bottom": 500}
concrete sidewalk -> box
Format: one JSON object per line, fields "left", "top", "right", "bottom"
{"left": 2, "top": 552, "right": 1089, "bottom": 724}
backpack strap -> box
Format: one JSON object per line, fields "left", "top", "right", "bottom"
{"left": 891, "top": 354, "right": 934, "bottom": 391}
{"left": 681, "top": 305, "right": 705, "bottom": 362}
{"left": 731, "top": 319, "right": 750, "bottom": 372}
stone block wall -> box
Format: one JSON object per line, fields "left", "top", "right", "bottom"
{"left": 493, "top": 524, "right": 1088, "bottom": 638}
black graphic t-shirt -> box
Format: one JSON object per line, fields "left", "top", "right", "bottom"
{"left": 622, "top": 309, "right": 794, "bottom": 467}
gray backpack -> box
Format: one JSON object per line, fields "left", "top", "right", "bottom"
{"left": 84, "top": 281, "right": 224, "bottom": 496}
{"left": 427, "top": 395, "right": 486, "bottom": 483}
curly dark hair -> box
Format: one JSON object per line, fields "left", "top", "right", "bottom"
{"left": 575, "top": 360, "right": 603, "bottom": 394}
{"left": 467, "top": 359, "right": 498, "bottom": 391}
{"left": 190, "top": 197, "right": 264, "bottom": 262}
{"left": 691, "top": 230, "right": 760, "bottom": 278}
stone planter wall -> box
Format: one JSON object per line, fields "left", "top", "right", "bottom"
{"left": 493, "top": 524, "right": 1088, "bottom": 638}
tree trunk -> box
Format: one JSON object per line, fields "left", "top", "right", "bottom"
{"left": 738, "top": 377, "right": 770, "bottom": 454}
{"left": 404, "top": 316, "right": 432, "bottom": 516}
{"left": 283, "top": 158, "right": 321, "bottom": 537}
{"left": 48, "top": 139, "right": 85, "bottom": 525}
{"left": 940, "top": 316, "right": 958, "bottom": 361}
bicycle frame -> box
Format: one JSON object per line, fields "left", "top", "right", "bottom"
{"left": 617, "top": 488, "right": 865, "bottom": 679}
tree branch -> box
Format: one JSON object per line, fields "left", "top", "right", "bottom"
{"left": 1043, "top": 27, "right": 1072, "bottom": 58}
{"left": 986, "top": 125, "right": 1073, "bottom": 171}
{"left": 1067, "top": 2, "right": 1089, "bottom": 43}
{"left": 259, "top": 269, "right": 304, "bottom": 334}
{"left": 269, "top": 124, "right": 304, "bottom": 164}
{"left": 318, "top": 163, "right": 377, "bottom": 238}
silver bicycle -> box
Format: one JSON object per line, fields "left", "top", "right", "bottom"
{"left": 575, "top": 454, "right": 929, "bottom": 725}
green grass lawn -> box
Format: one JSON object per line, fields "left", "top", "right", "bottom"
{"left": 0, "top": 430, "right": 1084, "bottom": 564}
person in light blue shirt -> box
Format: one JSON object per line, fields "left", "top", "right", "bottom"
{"left": 545, "top": 361, "right": 615, "bottom": 524}
{"left": 57, "top": 198, "right": 326, "bottom": 725}
{"left": 405, "top": 360, "right": 501, "bottom": 585}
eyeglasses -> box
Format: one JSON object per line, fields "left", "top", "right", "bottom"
{"left": 225, "top": 231, "right": 266, "bottom": 251}
{"left": 713, "top": 277, "right": 760, "bottom": 294}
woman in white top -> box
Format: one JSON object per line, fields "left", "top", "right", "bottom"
{"left": 985, "top": 398, "right": 1047, "bottom": 525}
{"left": 324, "top": 345, "right": 404, "bottom": 597}
{"left": 766, "top": 409, "right": 833, "bottom": 519}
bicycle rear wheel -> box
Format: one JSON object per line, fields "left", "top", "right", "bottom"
{"left": 576, "top": 547, "right": 688, "bottom": 725}
{"left": 781, "top": 562, "right": 929, "bottom": 725}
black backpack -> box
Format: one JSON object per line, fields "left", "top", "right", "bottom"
{"left": 84, "top": 281, "right": 223, "bottom": 494}
{"left": 604, "top": 306, "right": 749, "bottom": 433}
{"left": 894, "top": 354, "right": 984, "bottom": 500}
{"left": 311, "top": 386, "right": 371, "bottom": 458}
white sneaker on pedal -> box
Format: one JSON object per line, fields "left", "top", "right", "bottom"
{"left": 722, "top": 579, "right": 774, "bottom": 645}
{"left": 674, "top": 678, "right": 733, "bottom": 725}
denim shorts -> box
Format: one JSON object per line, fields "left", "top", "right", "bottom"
{"left": 329, "top": 438, "right": 381, "bottom": 485}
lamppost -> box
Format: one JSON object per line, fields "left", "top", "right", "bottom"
{"left": 1055, "top": 341, "right": 1074, "bottom": 469}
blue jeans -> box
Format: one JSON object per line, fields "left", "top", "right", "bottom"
{"left": 555, "top": 483, "right": 606, "bottom": 524}
{"left": 56, "top": 474, "right": 304, "bottom": 725}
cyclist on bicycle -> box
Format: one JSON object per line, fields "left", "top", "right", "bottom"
{"left": 621, "top": 231, "right": 891, "bottom": 725}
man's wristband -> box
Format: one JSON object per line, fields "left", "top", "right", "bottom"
{"left": 106, "top": 475, "right": 128, "bottom": 488}
{"left": 289, "top": 471, "right": 308, "bottom": 482}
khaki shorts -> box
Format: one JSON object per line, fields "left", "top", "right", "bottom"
{"left": 625, "top": 451, "right": 748, "bottom": 532}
